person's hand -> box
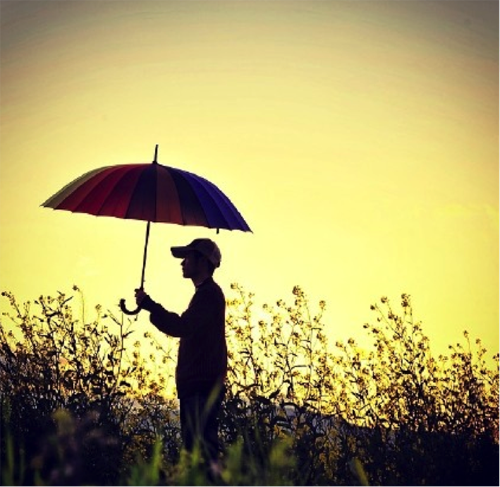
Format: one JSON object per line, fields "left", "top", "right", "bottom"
{"left": 135, "top": 288, "right": 149, "bottom": 307}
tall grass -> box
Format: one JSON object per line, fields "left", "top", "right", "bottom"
{"left": 0, "top": 285, "right": 498, "bottom": 485}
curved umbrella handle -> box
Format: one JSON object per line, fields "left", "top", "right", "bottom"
{"left": 119, "top": 298, "right": 142, "bottom": 315}
{"left": 120, "top": 219, "right": 151, "bottom": 316}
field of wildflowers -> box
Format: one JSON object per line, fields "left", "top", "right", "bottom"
{"left": 1, "top": 285, "right": 498, "bottom": 485}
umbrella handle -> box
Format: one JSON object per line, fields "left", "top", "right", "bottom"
{"left": 119, "top": 298, "right": 142, "bottom": 315}
{"left": 119, "top": 220, "right": 152, "bottom": 316}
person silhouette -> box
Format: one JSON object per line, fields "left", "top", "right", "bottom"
{"left": 135, "top": 238, "right": 226, "bottom": 475}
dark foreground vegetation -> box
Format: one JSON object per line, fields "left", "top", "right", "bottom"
{"left": 1, "top": 285, "right": 498, "bottom": 485}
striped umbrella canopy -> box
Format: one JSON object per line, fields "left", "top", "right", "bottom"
{"left": 42, "top": 145, "right": 251, "bottom": 313}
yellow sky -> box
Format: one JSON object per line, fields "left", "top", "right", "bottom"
{"left": 1, "top": 0, "right": 498, "bottom": 363}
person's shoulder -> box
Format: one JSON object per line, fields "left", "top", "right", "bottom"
{"left": 201, "top": 278, "right": 225, "bottom": 300}
{"left": 208, "top": 277, "right": 224, "bottom": 294}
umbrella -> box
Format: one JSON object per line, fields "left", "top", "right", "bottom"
{"left": 42, "top": 145, "right": 251, "bottom": 314}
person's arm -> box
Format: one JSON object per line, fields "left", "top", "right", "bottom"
{"left": 140, "top": 289, "right": 213, "bottom": 338}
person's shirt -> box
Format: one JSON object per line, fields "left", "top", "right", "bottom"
{"left": 141, "top": 277, "right": 227, "bottom": 399}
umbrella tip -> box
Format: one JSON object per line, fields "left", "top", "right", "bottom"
{"left": 153, "top": 144, "right": 159, "bottom": 164}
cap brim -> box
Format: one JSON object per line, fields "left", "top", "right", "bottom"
{"left": 171, "top": 246, "right": 190, "bottom": 259}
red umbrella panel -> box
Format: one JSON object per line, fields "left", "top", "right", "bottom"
{"left": 42, "top": 145, "right": 251, "bottom": 313}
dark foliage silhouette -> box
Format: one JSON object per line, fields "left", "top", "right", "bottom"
{"left": 0, "top": 286, "right": 498, "bottom": 485}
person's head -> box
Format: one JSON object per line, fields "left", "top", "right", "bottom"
{"left": 171, "top": 239, "right": 221, "bottom": 282}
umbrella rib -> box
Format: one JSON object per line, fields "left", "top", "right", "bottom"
{"left": 76, "top": 165, "right": 141, "bottom": 217}
{"left": 167, "top": 166, "right": 250, "bottom": 231}
{"left": 42, "top": 166, "right": 113, "bottom": 209}
{"left": 123, "top": 164, "right": 157, "bottom": 221}
{"left": 190, "top": 173, "right": 250, "bottom": 231}
{"left": 184, "top": 174, "right": 231, "bottom": 229}
{"left": 167, "top": 167, "right": 209, "bottom": 227}
{"left": 155, "top": 165, "right": 183, "bottom": 224}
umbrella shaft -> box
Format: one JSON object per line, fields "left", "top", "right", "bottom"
{"left": 140, "top": 220, "right": 151, "bottom": 289}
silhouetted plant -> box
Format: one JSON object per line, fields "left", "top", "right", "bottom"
{"left": 0, "top": 285, "right": 498, "bottom": 485}
{"left": 0, "top": 288, "right": 179, "bottom": 484}
{"left": 324, "top": 293, "right": 499, "bottom": 485}
{"left": 222, "top": 286, "right": 498, "bottom": 486}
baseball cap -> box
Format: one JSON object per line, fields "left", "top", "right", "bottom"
{"left": 171, "top": 238, "right": 222, "bottom": 268}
